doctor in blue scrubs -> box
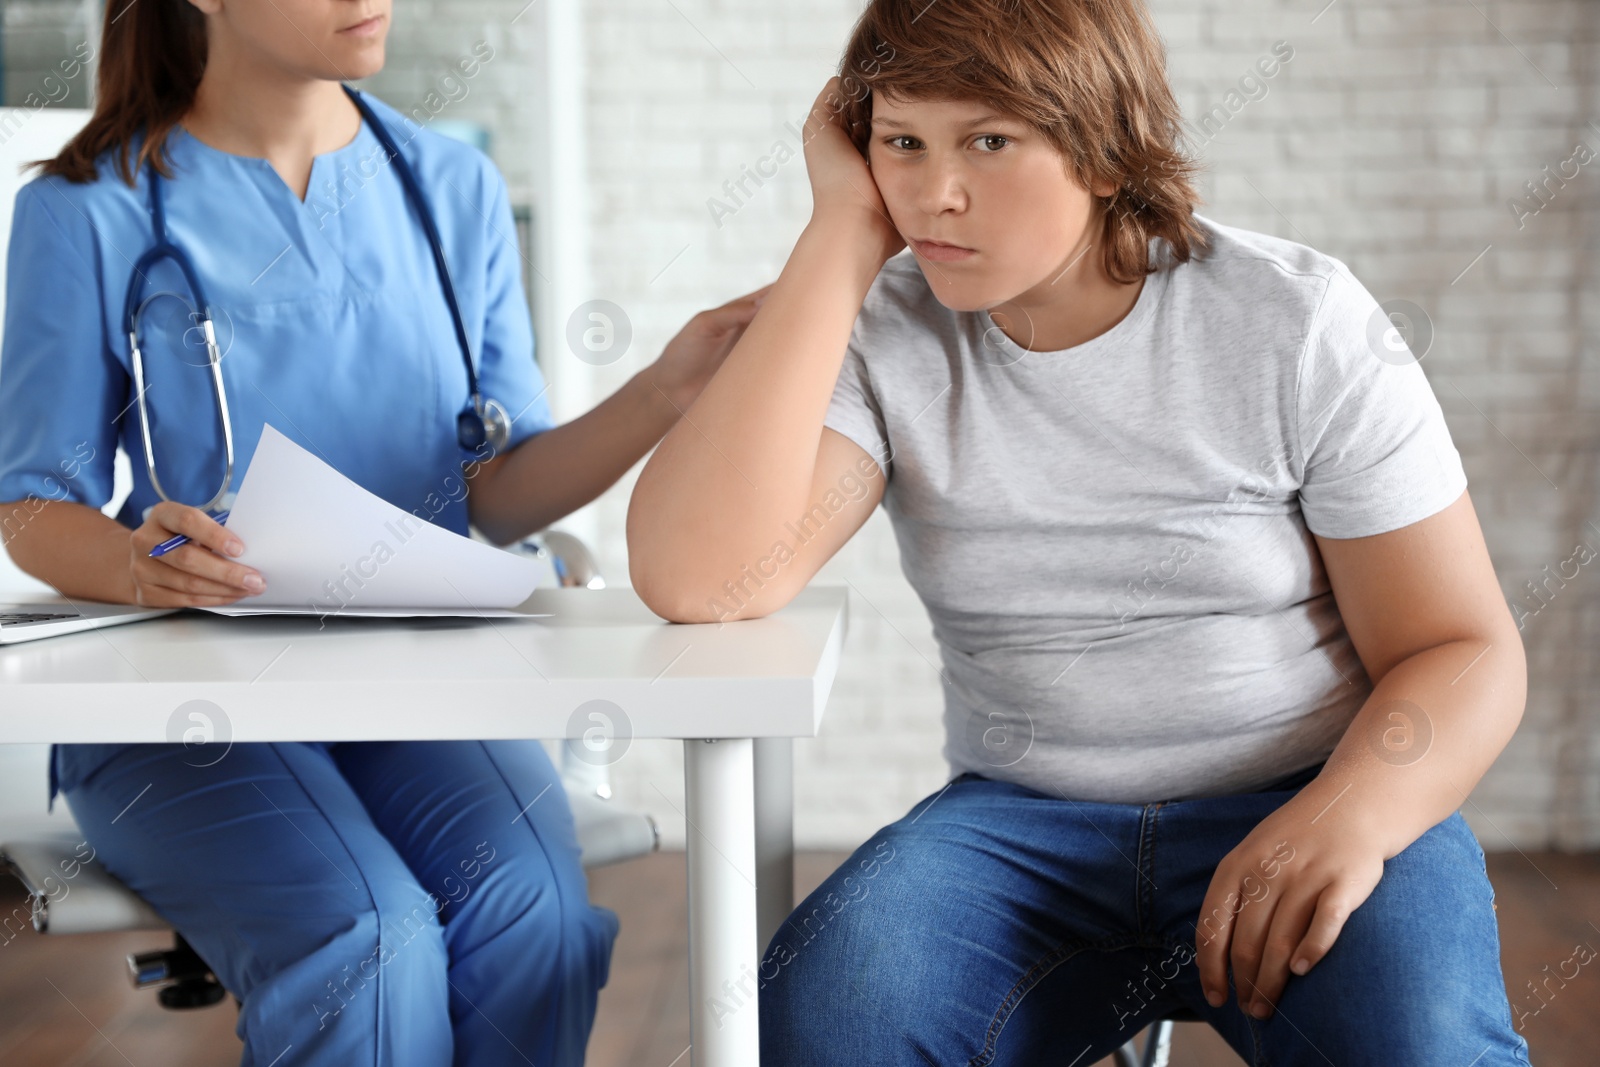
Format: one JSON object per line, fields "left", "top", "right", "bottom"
{"left": 0, "top": 0, "right": 765, "bottom": 1064}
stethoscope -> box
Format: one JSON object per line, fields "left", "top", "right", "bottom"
{"left": 126, "top": 84, "right": 511, "bottom": 514}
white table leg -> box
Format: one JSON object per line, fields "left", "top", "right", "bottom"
{"left": 684, "top": 738, "right": 759, "bottom": 1067}
{"left": 753, "top": 736, "right": 794, "bottom": 951}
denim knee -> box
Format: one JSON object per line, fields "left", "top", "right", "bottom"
{"left": 1241, "top": 811, "right": 1532, "bottom": 1067}
{"left": 759, "top": 838, "right": 938, "bottom": 1063}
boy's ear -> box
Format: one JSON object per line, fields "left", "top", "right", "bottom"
{"left": 1070, "top": 162, "right": 1118, "bottom": 199}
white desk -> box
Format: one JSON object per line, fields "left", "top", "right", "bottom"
{"left": 0, "top": 584, "right": 849, "bottom": 1067}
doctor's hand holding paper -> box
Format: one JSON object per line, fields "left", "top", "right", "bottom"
{"left": 0, "top": 1, "right": 767, "bottom": 1064}
{"left": 127, "top": 500, "right": 258, "bottom": 607}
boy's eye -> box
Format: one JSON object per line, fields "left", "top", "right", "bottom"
{"left": 878, "top": 133, "right": 1013, "bottom": 152}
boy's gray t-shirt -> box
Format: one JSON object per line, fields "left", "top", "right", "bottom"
{"left": 823, "top": 216, "right": 1468, "bottom": 804}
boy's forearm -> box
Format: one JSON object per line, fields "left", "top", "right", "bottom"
{"left": 0, "top": 499, "right": 136, "bottom": 603}
{"left": 1286, "top": 633, "right": 1526, "bottom": 859}
{"left": 627, "top": 217, "right": 886, "bottom": 605}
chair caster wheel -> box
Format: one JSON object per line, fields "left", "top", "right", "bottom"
{"left": 157, "top": 978, "right": 228, "bottom": 1010}
{"left": 130, "top": 935, "right": 228, "bottom": 1010}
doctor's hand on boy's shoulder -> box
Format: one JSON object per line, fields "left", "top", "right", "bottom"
{"left": 1193, "top": 790, "right": 1387, "bottom": 1021}
{"left": 801, "top": 76, "right": 906, "bottom": 264}
{"left": 128, "top": 502, "right": 264, "bottom": 608}
{"left": 647, "top": 283, "right": 774, "bottom": 412}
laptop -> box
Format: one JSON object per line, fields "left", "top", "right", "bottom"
{"left": 0, "top": 602, "right": 177, "bottom": 644}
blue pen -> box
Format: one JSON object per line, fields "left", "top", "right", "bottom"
{"left": 148, "top": 511, "right": 231, "bottom": 558}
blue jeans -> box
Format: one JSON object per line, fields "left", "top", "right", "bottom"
{"left": 59, "top": 740, "right": 618, "bottom": 1067}
{"left": 759, "top": 765, "right": 1532, "bottom": 1066}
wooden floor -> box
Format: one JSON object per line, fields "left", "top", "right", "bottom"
{"left": 1, "top": 849, "right": 1595, "bottom": 1065}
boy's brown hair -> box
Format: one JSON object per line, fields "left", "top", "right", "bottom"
{"left": 837, "top": 0, "right": 1208, "bottom": 284}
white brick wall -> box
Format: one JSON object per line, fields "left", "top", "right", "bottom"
{"left": 8, "top": 0, "right": 1596, "bottom": 850}
{"left": 1, "top": 1, "right": 96, "bottom": 110}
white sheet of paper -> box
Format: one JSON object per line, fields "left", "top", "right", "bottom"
{"left": 199, "top": 425, "right": 548, "bottom": 619}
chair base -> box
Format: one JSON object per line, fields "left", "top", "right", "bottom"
{"left": 1112, "top": 1010, "right": 1195, "bottom": 1067}
{"left": 130, "top": 934, "right": 228, "bottom": 1010}
{"left": 156, "top": 978, "right": 229, "bottom": 1010}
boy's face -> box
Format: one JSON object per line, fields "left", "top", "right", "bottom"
{"left": 867, "top": 92, "right": 1111, "bottom": 311}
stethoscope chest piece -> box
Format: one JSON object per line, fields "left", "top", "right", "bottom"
{"left": 459, "top": 395, "right": 510, "bottom": 452}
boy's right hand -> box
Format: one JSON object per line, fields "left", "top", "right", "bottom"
{"left": 802, "top": 76, "right": 906, "bottom": 264}
{"left": 129, "top": 503, "right": 264, "bottom": 607}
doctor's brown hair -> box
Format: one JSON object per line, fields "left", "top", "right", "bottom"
{"left": 34, "top": 0, "right": 206, "bottom": 184}
{"left": 835, "top": 0, "right": 1207, "bottom": 285}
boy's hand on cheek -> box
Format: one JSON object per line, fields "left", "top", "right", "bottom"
{"left": 802, "top": 76, "right": 905, "bottom": 263}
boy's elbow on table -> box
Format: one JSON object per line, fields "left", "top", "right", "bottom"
{"left": 632, "top": 566, "right": 794, "bottom": 625}
{"left": 630, "top": 567, "right": 716, "bottom": 624}
{"left": 627, "top": 524, "right": 797, "bottom": 625}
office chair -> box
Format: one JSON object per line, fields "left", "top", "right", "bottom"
{"left": 0, "top": 529, "right": 658, "bottom": 1010}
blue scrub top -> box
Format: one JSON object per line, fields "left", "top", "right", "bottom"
{"left": 0, "top": 90, "right": 554, "bottom": 535}
{"left": 0, "top": 92, "right": 556, "bottom": 805}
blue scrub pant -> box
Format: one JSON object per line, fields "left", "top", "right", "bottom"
{"left": 59, "top": 739, "right": 619, "bottom": 1067}
{"left": 758, "top": 764, "right": 1532, "bottom": 1067}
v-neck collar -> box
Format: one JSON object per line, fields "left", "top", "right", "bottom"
{"left": 169, "top": 116, "right": 377, "bottom": 206}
